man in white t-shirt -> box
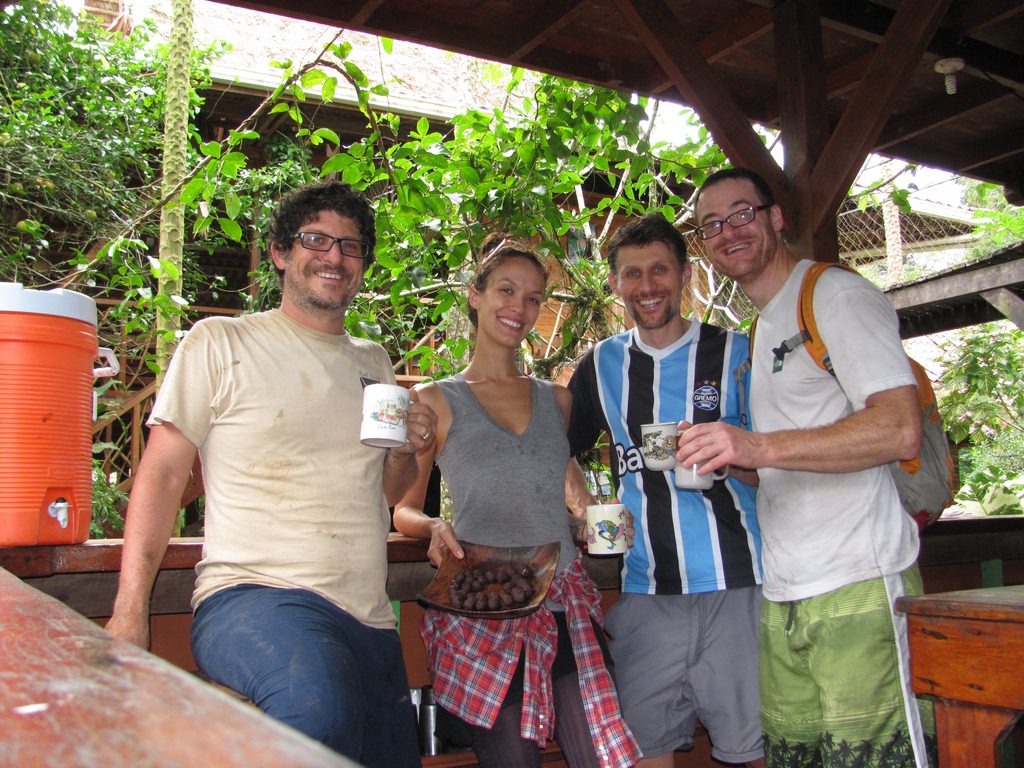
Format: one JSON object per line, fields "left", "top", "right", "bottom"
{"left": 679, "top": 168, "right": 934, "bottom": 767}
{"left": 106, "top": 182, "right": 436, "bottom": 767}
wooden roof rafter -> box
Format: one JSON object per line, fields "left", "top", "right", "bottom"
{"left": 613, "top": 0, "right": 789, "bottom": 200}
{"left": 809, "top": 0, "right": 954, "bottom": 234}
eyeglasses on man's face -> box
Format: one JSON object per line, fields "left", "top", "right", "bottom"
{"left": 294, "top": 232, "right": 371, "bottom": 260}
{"left": 695, "top": 204, "right": 773, "bottom": 241}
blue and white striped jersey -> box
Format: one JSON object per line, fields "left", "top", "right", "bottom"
{"left": 568, "top": 321, "right": 762, "bottom": 596}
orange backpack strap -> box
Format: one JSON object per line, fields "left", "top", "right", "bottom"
{"left": 797, "top": 261, "right": 858, "bottom": 375}
{"left": 748, "top": 260, "right": 856, "bottom": 375}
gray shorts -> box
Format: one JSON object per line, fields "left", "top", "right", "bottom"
{"left": 604, "top": 587, "right": 763, "bottom": 763}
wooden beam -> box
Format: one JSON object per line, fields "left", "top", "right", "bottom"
{"left": 612, "top": 0, "right": 788, "bottom": 197}
{"left": 810, "top": 0, "right": 953, "bottom": 233}
{"left": 757, "top": 50, "right": 872, "bottom": 127}
{"left": 887, "top": 259, "right": 1024, "bottom": 311}
{"left": 879, "top": 139, "right": 1022, "bottom": 193}
{"left": 945, "top": 0, "right": 1024, "bottom": 35}
{"left": 506, "top": 0, "right": 589, "bottom": 60}
{"left": 876, "top": 86, "right": 1015, "bottom": 150}
{"left": 696, "top": 5, "right": 773, "bottom": 64}
{"left": 954, "top": 131, "right": 1024, "bottom": 173}
{"left": 348, "top": 0, "right": 384, "bottom": 27}
{"left": 821, "top": 51, "right": 872, "bottom": 99}
{"left": 758, "top": 51, "right": 873, "bottom": 128}
{"left": 650, "top": 5, "right": 774, "bottom": 94}
{"left": 819, "top": 0, "right": 1024, "bottom": 90}
{"left": 981, "top": 287, "right": 1024, "bottom": 330}
{"left": 773, "top": 0, "right": 837, "bottom": 262}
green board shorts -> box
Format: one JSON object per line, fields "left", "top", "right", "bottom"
{"left": 760, "top": 564, "right": 936, "bottom": 768}
{"left": 605, "top": 588, "right": 764, "bottom": 764}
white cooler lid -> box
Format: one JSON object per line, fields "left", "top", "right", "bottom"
{"left": 0, "top": 282, "right": 97, "bottom": 326}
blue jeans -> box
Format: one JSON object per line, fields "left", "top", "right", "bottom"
{"left": 192, "top": 585, "right": 419, "bottom": 767}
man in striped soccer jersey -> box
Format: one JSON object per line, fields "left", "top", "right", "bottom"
{"left": 567, "top": 212, "right": 765, "bottom": 767}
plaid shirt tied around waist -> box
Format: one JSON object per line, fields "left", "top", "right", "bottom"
{"left": 421, "top": 556, "right": 642, "bottom": 768}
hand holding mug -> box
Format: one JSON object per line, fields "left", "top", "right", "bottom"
{"left": 674, "top": 420, "right": 730, "bottom": 490}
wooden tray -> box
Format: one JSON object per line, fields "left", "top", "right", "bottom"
{"left": 417, "top": 540, "right": 560, "bottom": 619}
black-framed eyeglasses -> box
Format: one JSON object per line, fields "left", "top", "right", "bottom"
{"left": 294, "top": 232, "right": 371, "bottom": 260}
{"left": 695, "top": 204, "right": 773, "bottom": 241}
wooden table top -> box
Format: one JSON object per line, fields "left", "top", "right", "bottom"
{"left": 0, "top": 567, "right": 357, "bottom": 767}
{"left": 896, "top": 584, "right": 1024, "bottom": 623}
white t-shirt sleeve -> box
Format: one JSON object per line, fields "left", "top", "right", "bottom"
{"left": 148, "top": 319, "right": 224, "bottom": 448}
{"left": 812, "top": 269, "right": 915, "bottom": 409}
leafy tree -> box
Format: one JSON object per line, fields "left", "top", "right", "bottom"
{"left": 2, "top": 5, "right": 742, "bottom": 535}
{"left": 1, "top": 1, "right": 229, "bottom": 372}
{"left": 961, "top": 179, "right": 1024, "bottom": 255}
{"left": 1, "top": 1, "right": 164, "bottom": 282}
{"left": 205, "top": 49, "right": 729, "bottom": 379}
{"left": 938, "top": 322, "right": 1024, "bottom": 515}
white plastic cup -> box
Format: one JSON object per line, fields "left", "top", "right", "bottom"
{"left": 585, "top": 503, "right": 628, "bottom": 556}
{"left": 674, "top": 462, "right": 729, "bottom": 490}
{"left": 640, "top": 422, "right": 678, "bottom": 471}
{"left": 360, "top": 383, "right": 410, "bottom": 448}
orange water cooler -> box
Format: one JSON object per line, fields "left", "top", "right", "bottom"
{"left": 0, "top": 283, "right": 118, "bottom": 546}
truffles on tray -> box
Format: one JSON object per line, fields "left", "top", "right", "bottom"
{"left": 447, "top": 563, "right": 537, "bottom": 612}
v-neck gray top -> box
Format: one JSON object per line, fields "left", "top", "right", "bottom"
{"left": 434, "top": 374, "right": 576, "bottom": 575}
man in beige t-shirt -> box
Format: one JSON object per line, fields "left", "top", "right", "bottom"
{"left": 106, "top": 182, "right": 436, "bottom": 767}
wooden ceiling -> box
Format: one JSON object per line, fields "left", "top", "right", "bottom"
{"left": 209, "top": 0, "right": 1024, "bottom": 210}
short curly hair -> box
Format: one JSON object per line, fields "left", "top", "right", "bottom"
{"left": 267, "top": 182, "right": 376, "bottom": 278}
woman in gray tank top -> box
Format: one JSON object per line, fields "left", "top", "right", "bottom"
{"left": 394, "top": 238, "right": 639, "bottom": 768}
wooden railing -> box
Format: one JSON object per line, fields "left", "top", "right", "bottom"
{"left": 93, "top": 380, "right": 157, "bottom": 496}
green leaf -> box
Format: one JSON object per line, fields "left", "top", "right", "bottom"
{"left": 218, "top": 217, "right": 243, "bottom": 242}
{"left": 300, "top": 69, "right": 326, "bottom": 89}
{"left": 342, "top": 163, "right": 363, "bottom": 186}
{"left": 313, "top": 127, "right": 341, "bottom": 145}
{"left": 321, "top": 153, "right": 353, "bottom": 175}
{"left": 322, "top": 77, "right": 337, "bottom": 102}
{"left": 174, "top": 176, "right": 206, "bottom": 210}
{"left": 343, "top": 60, "right": 369, "bottom": 87}
{"left": 517, "top": 141, "right": 537, "bottom": 166}
{"left": 224, "top": 191, "right": 242, "bottom": 220}
{"left": 219, "top": 151, "right": 247, "bottom": 179}
{"left": 228, "top": 129, "right": 260, "bottom": 142}
{"left": 192, "top": 215, "right": 212, "bottom": 236}
{"left": 200, "top": 140, "right": 221, "bottom": 159}
{"left": 158, "top": 258, "right": 180, "bottom": 281}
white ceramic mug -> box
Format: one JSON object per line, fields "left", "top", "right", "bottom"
{"left": 640, "top": 422, "right": 678, "bottom": 471}
{"left": 674, "top": 462, "right": 729, "bottom": 490}
{"left": 585, "top": 503, "right": 628, "bottom": 556}
{"left": 360, "top": 383, "right": 410, "bottom": 448}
